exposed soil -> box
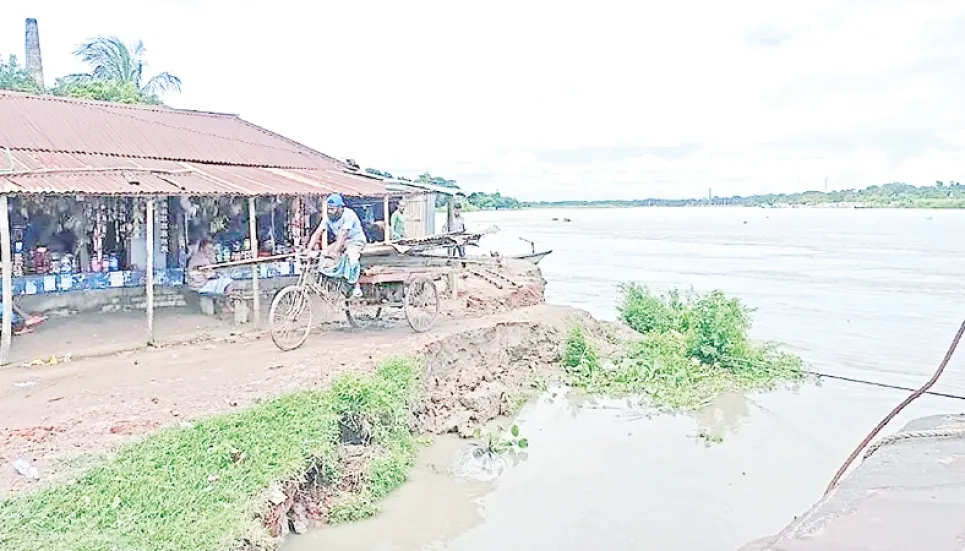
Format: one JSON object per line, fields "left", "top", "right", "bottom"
{"left": 417, "top": 321, "right": 566, "bottom": 436}
{"left": 0, "top": 259, "right": 613, "bottom": 502}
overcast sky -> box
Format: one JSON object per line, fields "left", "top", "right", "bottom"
{"left": 3, "top": 1, "right": 964, "bottom": 201}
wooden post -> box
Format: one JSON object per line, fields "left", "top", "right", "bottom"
{"left": 446, "top": 195, "right": 457, "bottom": 297}
{"left": 248, "top": 197, "right": 260, "bottom": 327}
{"left": 383, "top": 194, "right": 391, "bottom": 244}
{"left": 446, "top": 195, "right": 455, "bottom": 234}
{"left": 146, "top": 198, "right": 155, "bottom": 346}
{"left": 0, "top": 195, "right": 12, "bottom": 364}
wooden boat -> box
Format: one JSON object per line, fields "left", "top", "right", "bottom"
{"left": 511, "top": 250, "right": 552, "bottom": 265}
{"left": 513, "top": 238, "right": 552, "bottom": 264}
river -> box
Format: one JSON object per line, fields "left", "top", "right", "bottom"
{"left": 286, "top": 207, "right": 965, "bottom": 551}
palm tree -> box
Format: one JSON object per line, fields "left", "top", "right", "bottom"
{"left": 66, "top": 36, "right": 181, "bottom": 98}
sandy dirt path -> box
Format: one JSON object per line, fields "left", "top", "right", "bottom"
{"left": 0, "top": 303, "right": 565, "bottom": 496}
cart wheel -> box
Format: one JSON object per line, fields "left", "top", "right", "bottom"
{"left": 269, "top": 285, "right": 313, "bottom": 351}
{"left": 404, "top": 277, "right": 439, "bottom": 333}
{"left": 344, "top": 284, "right": 383, "bottom": 330}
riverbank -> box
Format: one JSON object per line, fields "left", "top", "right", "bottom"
{"left": 0, "top": 304, "right": 616, "bottom": 550}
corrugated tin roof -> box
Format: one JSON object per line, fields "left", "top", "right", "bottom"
{"left": 0, "top": 91, "right": 335, "bottom": 169}
{"left": 0, "top": 91, "right": 389, "bottom": 197}
{"left": 0, "top": 169, "right": 183, "bottom": 194}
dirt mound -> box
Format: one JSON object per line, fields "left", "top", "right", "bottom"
{"left": 414, "top": 309, "right": 623, "bottom": 437}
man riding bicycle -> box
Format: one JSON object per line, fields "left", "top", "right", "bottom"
{"left": 307, "top": 194, "right": 367, "bottom": 298}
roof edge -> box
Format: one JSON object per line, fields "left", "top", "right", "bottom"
{"left": 1, "top": 166, "right": 192, "bottom": 178}
{"left": 2, "top": 148, "right": 325, "bottom": 171}
{"left": 232, "top": 118, "right": 348, "bottom": 167}
{"left": 0, "top": 89, "right": 240, "bottom": 119}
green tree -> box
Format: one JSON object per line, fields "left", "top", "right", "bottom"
{"left": 54, "top": 36, "right": 181, "bottom": 104}
{"left": 467, "top": 191, "right": 520, "bottom": 210}
{"left": 0, "top": 55, "right": 41, "bottom": 93}
{"left": 52, "top": 79, "right": 157, "bottom": 104}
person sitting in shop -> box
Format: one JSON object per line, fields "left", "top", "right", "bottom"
{"left": 187, "top": 239, "right": 235, "bottom": 305}
{"left": 0, "top": 301, "right": 47, "bottom": 336}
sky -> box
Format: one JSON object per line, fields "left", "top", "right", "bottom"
{"left": 2, "top": 1, "right": 965, "bottom": 201}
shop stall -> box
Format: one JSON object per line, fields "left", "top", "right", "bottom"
{"left": 0, "top": 176, "right": 409, "bottom": 363}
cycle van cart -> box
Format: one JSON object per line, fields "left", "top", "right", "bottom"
{"left": 268, "top": 252, "right": 443, "bottom": 351}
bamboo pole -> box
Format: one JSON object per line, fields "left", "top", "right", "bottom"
{"left": 248, "top": 197, "right": 260, "bottom": 326}
{"left": 383, "top": 195, "right": 391, "bottom": 244}
{"left": 0, "top": 196, "right": 12, "bottom": 364}
{"left": 146, "top": 198, "right": 155, "bottom": 345}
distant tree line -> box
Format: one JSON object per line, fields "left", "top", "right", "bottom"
{"left": 1, "top": 36, "right": 180, "bottom": 104}
{"left": 524, "top": 181, "right": 965, "bottom": 209}
{"left": 363, "top": 169, "right": 522, "bottom": 210}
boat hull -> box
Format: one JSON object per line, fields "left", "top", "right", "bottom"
{"left": 511, "top": 250, "right": 552, "bottom": 265}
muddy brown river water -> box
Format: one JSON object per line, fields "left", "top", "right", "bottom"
{"left": 285, "top": 207, "right": 965, "bottom": 551}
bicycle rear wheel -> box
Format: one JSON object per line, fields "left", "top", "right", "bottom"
{"left": 344, "top": 283, "right": 383, "bottom": 330}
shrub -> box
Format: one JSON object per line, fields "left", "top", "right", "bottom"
{"left": 565, "top": 285, "right": 804, "bottom": 411}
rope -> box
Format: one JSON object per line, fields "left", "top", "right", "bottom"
{"left": 824, "top": 318, "right": 965, "bottom": 495}
{"left": 863, "top": 428, "right": 965, "bottom": 460}
{"left": 805, "top": 370, "right": 965, "bottom": 401}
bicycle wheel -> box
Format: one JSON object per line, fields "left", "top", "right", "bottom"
{"left": 404, "top": 277, "right": 439, "bottom": 333}
{"left": 269, "top": 285, "right": 313, "bottom": 351}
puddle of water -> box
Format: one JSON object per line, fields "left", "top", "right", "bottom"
{"left": 283, "top": 436, "right": 493, "bottom": 551}
{"left": 287, "top": 382, "right": 956, "bottom": 551}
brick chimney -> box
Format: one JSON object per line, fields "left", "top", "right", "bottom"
{"left": 24, "top": 18, "right": 44, "bottom": 92}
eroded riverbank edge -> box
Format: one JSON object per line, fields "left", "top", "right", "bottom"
{"left": 247, "top": 309, "right": 636, "bottom": 550}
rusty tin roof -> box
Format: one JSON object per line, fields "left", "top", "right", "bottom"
{"left": 0, "top": 91, "right": 387, "bottom": 197}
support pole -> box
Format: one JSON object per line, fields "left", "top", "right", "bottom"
{"left": 248, "top": 197, "right": 260, "bottom": 327}
{"left": 383, "top": 195, "right": 391, "bottom": 244}
{"left": 146, "top": 198, "right": 155, "bottom": 346}
{"left": 0, "top": 196, "right": 12, "bottom": 364}
{"left": 446, "top": 195, "right": 456, "bottom": 297}
{"left": 446, "top": 195, "right": 455, "bottom": 234}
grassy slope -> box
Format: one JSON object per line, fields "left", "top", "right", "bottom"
{"left": 0, "top": 358, "right": 420, "bottom": 551}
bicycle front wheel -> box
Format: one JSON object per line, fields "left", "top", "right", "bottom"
{"left": 269, "top": 285, "right": 313, "bottom": 351}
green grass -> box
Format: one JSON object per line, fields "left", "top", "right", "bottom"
{"left": 0, "top": 357, "right": 421, "bottom": 551}
{"left": 564, "top": 285, "right": 803, "bottom": 410}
